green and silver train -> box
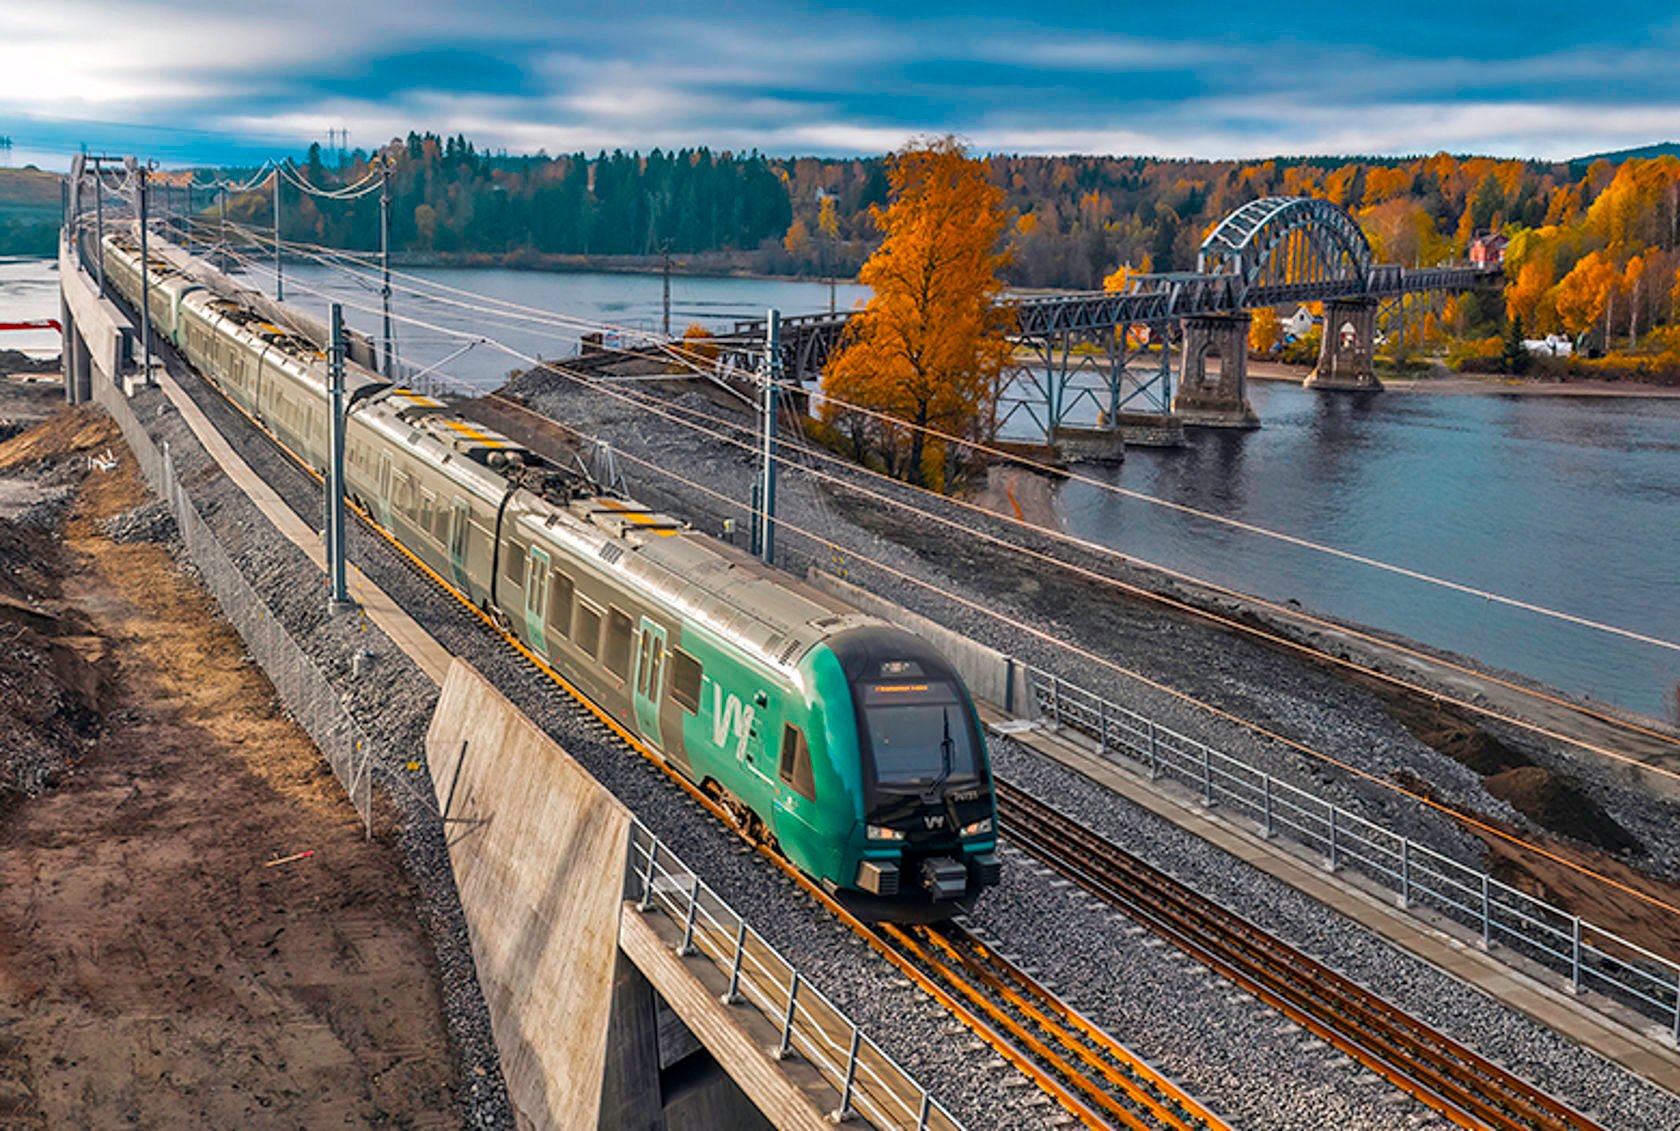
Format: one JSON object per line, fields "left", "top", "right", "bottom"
{"left": 101, "top": 230, "right": 1000, "bottom": 919}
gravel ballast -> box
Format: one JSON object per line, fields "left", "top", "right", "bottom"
{"left": 102, "top": 329, "right": 1680, "bottom": 1130}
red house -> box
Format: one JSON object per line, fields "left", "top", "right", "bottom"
{"left": 1469, "top": 232, "right": 1508, "bottom": 268}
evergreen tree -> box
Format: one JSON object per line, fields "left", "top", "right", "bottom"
{"left": 1501, "top": 315, "right": 1531, "bottom": 375}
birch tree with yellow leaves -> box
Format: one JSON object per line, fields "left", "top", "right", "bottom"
{"left": 821, "top": 137, "right": 1014, "bottom": 489}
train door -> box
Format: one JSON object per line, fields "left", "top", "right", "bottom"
{"left": 522, "top": 546, "right": 550, "bottom": 659}
{"left": 633, "top": 618, "right": 666, "bottom": 747}
{"left": 377, "top": 454, "right": 393, "bottom": 528}
{"left": 447, "top": 499, "right": 470, "bottom": 590}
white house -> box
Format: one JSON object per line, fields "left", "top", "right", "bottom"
{"left": 1281, "top": 305, "right": 1318, "bottom": 339}
{"left": 1522, "top": 334, "right": 1573, "bottom": 358}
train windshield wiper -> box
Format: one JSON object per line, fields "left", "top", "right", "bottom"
{"left": 926, "top": 707, "right": 955, "bottom": 797}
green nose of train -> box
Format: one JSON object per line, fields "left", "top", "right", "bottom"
{"left": 97, "top": 227, "right": 1000, "bottom": 922}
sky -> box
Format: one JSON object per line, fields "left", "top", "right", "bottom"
{"left": 3, "top": 0, "right": 1677, "bottom": 170}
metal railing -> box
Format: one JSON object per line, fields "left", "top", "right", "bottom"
{"left": 627, "top": 824, "right": 963, "bottom": 1130}
{"left": 93, "top": 375, "right": 375, "bottom": 835}
{"left": 1024, "top": 666, "right": 1680, "bottom": 1041}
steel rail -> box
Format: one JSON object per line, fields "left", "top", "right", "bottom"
{"left": 876, "top": 923, "right": 1225, "bottom": 1131}
{"left": 997, "top": 781, "right": 1604, "bottom": 1131}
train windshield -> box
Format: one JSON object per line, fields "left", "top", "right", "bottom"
{"left": 858, "top": 680, "right": 980, "bottom": 787}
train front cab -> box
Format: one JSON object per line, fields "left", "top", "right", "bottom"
{"left": 813, "top": 627, "right": 1000, "bottom": 920}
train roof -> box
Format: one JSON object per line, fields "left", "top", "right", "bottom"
{"left": 109, "top": 229, "right": 894, "bottom": 673}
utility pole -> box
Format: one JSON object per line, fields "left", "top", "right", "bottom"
{"left": 754, "top": 308, "right": 781, "bottom": 565}
{"left": 661, "top": 242, "right": 672, "bottom": 338}
{"left": 380, "top": 158, "right": 393, "bottom": 377}
{"left": 218, "top": 185, "right": 227, "bottom": 273}
{"left": 326, "top": 303, "right": 351, "bottom": 611}
{"left": 273, "top": 165, "right": 283, "bottom": 302}
{"left": 93, "top": 166, "right": 106, "bottom": 296}
{"left": 136, "top": 164, "right": 153, "bottom": 387}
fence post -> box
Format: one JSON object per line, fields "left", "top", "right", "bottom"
{"left": 1570, "top": 917, "right": 1582, "bottom": 995}
{"left": 677, "top": 874, "right": 701, "bottom": 956}
{"left": 1201, "top": 745, "right": 1213, "bottom": 806}
{"left": 1098, "top": 699, "right": 1109, "bottom": 756}
{"left": 1327, "top": 804, "right": 1339, "bottom": 872}
{"left": 1147, "top": 722, "right": 1159, "bottom": 779}
{"left": 831, "top": 1026, "right": 861, "bottom": 1122}
{"left": 1262, "top": 775, "right": 1274, "bottom": 839}
{"left": 775, "top": 972, "right": 801, "bottom": 1060}
{"left": 1672, "top": 974, "right": 1680, "bottom": 1046}
{"left": 1480, "top": 874, "right": 1492, "bottom": 949}
{"left": 1004, "top": 656, "right": 1016, "bottom": 715}
{"left": 721, "top": 920, "right": 747, "bottom": 1005}
{"left": 638, "top": 839, "right": 661, "bottom": 912}
{"left": 1400, "top": 838, "right": 1411, "bottom": 909}
{"left": 1050, "top": 676, "right": 1062, "bottom": 728}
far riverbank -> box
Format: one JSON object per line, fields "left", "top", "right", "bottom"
{"left": 1248, "top": 361, "right": 1680, "bottom": 398}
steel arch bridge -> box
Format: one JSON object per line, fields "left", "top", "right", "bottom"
{"left": 713, "top": 196, "right": 1499, "bottom": 435}
{"left": 1196, "top": 196, "right": 1375, "bottom": 303}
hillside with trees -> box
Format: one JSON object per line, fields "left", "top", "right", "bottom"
{"left": 208, "top": 137, "right": 1680, "bottom": 381}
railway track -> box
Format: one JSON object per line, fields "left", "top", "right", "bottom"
{"left": 997, "top": 780, "right": 1605, "bottom": 1131}
{"left": 468, "top": 387, "right": 1234, "bottom": 1131}
{"left": 147, "top": 334, "right": 1228, "bottom": 1130}
{"left": 876, "top": 920, "right": 1227, "bottom": 1131}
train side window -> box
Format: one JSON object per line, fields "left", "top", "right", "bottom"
{"left": 419, "top": 491, "right": 436, "bottom": 538}
{"left": 379, "top": 454, "right": 392, "bottom": 500}
{"left": 670, "top": 649, "right": 702, "bottom": 713}
{"left": 430, "top": 502, "right": 449, "bottom": 543}
{"left": 549, "top": 572, "right": 574, "bottom": 638}
{"left": 449, "top": 500, "right": 470, "bottom": 559}
{"left": 504, "top": 540, "right": 527, "bottom": 586}
{"left": 779, "top": 725, "right": 816, "bottom": 801}
{"left": 574, "top": 600, "right": 602, "bottom": 659}
{"left": 604, "top": 607, "right": 633, "bottom": 680}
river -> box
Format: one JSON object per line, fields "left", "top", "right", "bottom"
{"left": 5, "top": 255, "right": 1674, "bottom": 719}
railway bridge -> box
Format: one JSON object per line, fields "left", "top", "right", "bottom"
{"left": 717, "top": 196, "right": 1502, "bottom": 451}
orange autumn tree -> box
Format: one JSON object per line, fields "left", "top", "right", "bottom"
{"left": 821, "top": 137, "right": 1014, "bottom": 489}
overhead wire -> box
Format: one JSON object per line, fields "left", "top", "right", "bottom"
{"left": 220, "top": 220, "right": 1680, "bottom": 744}
{"left": 194, "top": 241, "right": 1680, "bottom": 925}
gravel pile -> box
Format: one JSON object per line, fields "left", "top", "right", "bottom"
{"left": 99, "top": 498, "right": 177, "bottom": 545}
{"left": 132, "top": 359, "right": 1060, "bottom": 1129}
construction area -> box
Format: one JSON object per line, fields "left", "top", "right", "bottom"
{"left": 0, "top": 378, "right": 461, "bottom": 1127}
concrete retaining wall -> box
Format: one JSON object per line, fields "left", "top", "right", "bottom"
{"left": 807, "top": 570, "right": 1034, "bottom": 718}
{"left": 426, "top": 660, "right": 633, "bottom": 1130}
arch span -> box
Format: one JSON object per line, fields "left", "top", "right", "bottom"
{"left": 1197, "top": 197, "right": 1374, "bottom": 301}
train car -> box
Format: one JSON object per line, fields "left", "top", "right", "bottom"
{"left": 101, "top": 230, "right": 1000, "bottom": 919}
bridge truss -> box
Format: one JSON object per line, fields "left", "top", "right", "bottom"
{"left": 716, "top": 197, "right": 1500, "bottom": 440}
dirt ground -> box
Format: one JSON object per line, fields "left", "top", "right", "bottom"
{"left": 0, "top": 400, "right": 459, "bottom": 1128}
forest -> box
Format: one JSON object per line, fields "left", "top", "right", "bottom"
{"left": 204, "top": 134, "right": 1680, "bottom": 379}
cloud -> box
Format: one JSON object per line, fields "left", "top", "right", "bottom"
{"left": 4, "top": 0, "right": 1678, "bottom": 166}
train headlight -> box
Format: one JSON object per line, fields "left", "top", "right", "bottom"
{"left": 960, "top": 817, "right": 994, "bottom": 838}
{"left": 866, "top": 824, "right": 906, "bottom": 841}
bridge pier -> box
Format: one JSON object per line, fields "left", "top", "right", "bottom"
{"left": 1305, "top": 297, "right": 1382, "bottom": 391}
{"left": 1172, "top": 313, "right": 1259, "bottom": 429}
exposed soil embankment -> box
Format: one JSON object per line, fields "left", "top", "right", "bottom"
{"left": 0, "top": 399, "right": 460, "bottom": 1127}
